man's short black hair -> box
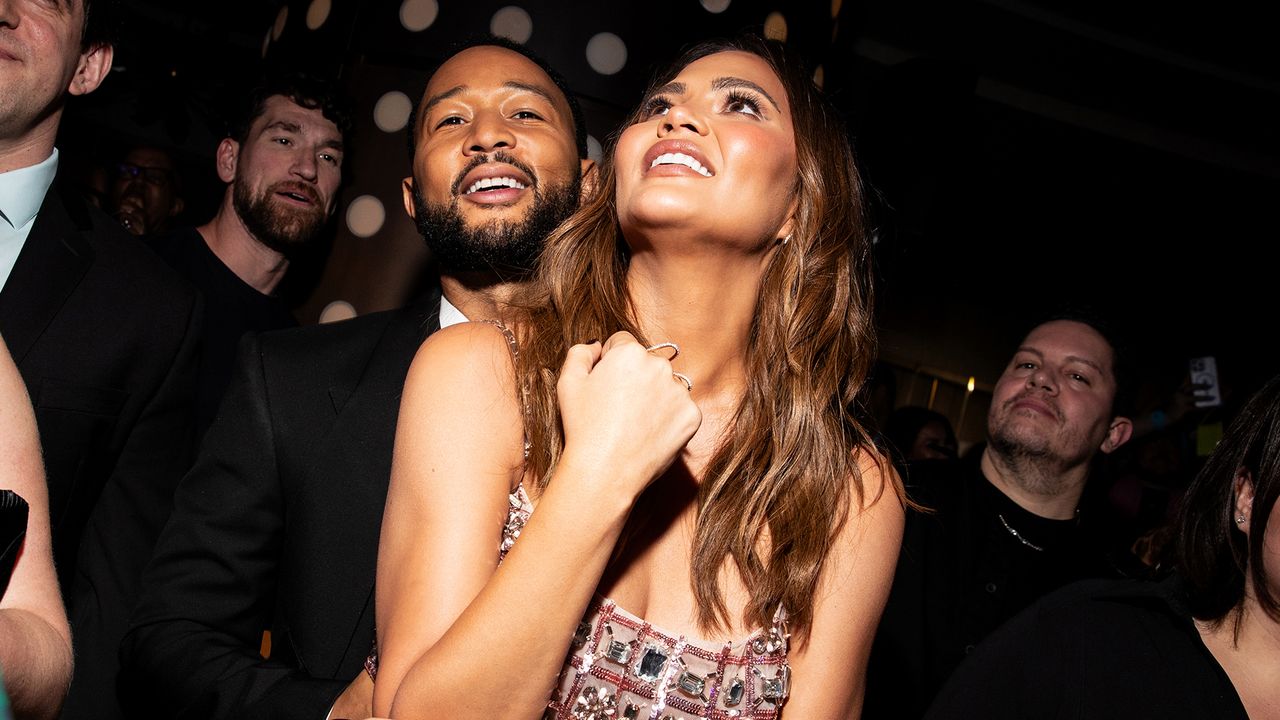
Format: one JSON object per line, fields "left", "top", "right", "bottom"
{"left": 407, "top": 35, "right": 589, "bottom": 159}
{"left": 227, "top": 73, "right": 353, "bottom": 147}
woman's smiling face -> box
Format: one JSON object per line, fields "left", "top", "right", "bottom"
{"left": 614, "top": 50, "right": 798, "bottom": 251}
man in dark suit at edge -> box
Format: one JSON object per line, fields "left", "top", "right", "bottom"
{"left": 121, "top": 37, "right": 595, "bottom": 720}
{"left": 0, "top": 1, "right": 201, "bottom": 718}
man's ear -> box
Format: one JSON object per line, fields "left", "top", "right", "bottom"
{"left": 67, "top": 43, "right": 114, "bottom": 97}
{"left": 215, "top": 139, "right": 240, "bottom": 184}
{"left": 1233, "top": 469, "right": 1255, "bottom": 534}
{"left": 169, "top": 198, "right": 185, "bottom": 218}
{"left": 1099, "top": 416, "right": 1134, "bottom": 454}
{"left": 578, "top": 158, "right": 599, "bottom": 201}
{"left": 402, "top": 177, "right": 417, "bottom": 220}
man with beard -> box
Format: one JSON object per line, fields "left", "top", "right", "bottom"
{"left": 863, "top": 314, "right": 1138, "bottom": 720}
{"left": 120, "top": 37, "right": 593, "bottom": 720}
{"left": 150, "top": 75, "right": 348, "bottom": 436}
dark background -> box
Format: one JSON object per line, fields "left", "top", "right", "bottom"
{"left": 61, "top": 0, "right": 1280, "bottom": 443}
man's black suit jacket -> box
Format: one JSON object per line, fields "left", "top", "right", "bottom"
{"left": 121, "top": 290, "right": 441, "bottom": 720}
{"left": 0, "top": 184, "right": 201, "bottom": 718}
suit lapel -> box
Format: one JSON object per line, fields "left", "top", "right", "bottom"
{"left": 0, "top": 188, "right": 94, "bottom": 366}
{"left": 304, "top": 290, "right": 443, "bottom": 676}
{"left": 326, "top": 289, "right": 441, "bottom": 419}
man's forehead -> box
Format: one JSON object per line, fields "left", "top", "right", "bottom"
{"left": 425, "top": 46, "right": 563, "bottom": 106}
{"left": 255, "top": 96, "right": 340, "bottom": 134}
{"left": 1022, "top": 321, "right": 1115, "bottom": 372}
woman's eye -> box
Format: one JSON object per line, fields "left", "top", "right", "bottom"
{"left": 725, "top": 92, "right": 764, "bottom": 118}
{"left": 642, "top": 96, "right": 672, "bottom": 117}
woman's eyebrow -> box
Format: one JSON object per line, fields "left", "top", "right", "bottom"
{"left": 712, "top": 77, "right": 781, "bottom": 112}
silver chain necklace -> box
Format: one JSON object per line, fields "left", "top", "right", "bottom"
{"left": 998, "top": 513, "right": 1045, "bottom": 552}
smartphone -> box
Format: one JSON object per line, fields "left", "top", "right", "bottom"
{"left": 1189, "top": 356, "right": 1222, "bottom": 408}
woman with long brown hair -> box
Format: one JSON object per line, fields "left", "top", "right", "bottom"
{"left": 372, "top": 36, "right": 903, "bottom": 719}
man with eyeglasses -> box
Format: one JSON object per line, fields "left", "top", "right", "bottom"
{"left": 109, "top": 144, "right": 184, "bottom": 236}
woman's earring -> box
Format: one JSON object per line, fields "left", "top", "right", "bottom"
{"left": 1236, "top": 514, "right": 1246, "bottom": 525}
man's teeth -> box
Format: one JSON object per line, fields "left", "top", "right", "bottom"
{"left": 650, "top": 152, "right": 712, "bottom": 177}
{"left": 465, "top": 177, "right": 528, "bottom": 194}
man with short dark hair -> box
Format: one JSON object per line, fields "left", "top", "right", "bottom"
{"left": 121, "top": 37, "right": 594, "bottom": 720}
{"left": 864, "top": 315, "right": 1137, "bottom": 719}
{"left": 151, "top": 74, "right": 349, "bottom": 434}
{"left": 0, "top": 1, "right": 202, "bottom": 718}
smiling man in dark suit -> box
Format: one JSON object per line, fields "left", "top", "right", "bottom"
{"left": 121, "top": 37, "right": 595, "bottom": 720}
{"left": 0, "top": 0, "right": 201, "bottom": 718}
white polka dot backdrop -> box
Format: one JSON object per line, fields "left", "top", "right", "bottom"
{"left": 373, "top": 91, "right": 413, "bottom": 133}
{"left": 319, "top": 301, "right": 358, "bottom": 324}
{"left": 586, "top": 135, "right": 603, "bottom": 165}
{"left": 346, "top": 195, "right": 386, "bottom": 238}
{"left": 586, "top": 32, "right": 627, "bottom": 75}
{"left": 272, "top": 6, "right": 288, "bottom": 40}
{"left": 490, "top": 6, "right": 534, "bottom": 44}
{"left": 400, "top": 0, "right": 439, "bottom": 32}
{"left": 700, "top": 0, "right": 732, "bottom": 13}
{"left": 763, "top": 11, "right": 787, "bottom": 41}
{"left": 261, "top": 27, "right": 271, "bottom": 58}
{"left": 306, "top": 0, "right": 331, "bottom": 30}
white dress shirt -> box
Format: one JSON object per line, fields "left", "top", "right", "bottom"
{"left": 0, "top": 148, "right": 60, "bottom": 290}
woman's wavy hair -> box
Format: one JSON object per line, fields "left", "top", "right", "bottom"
{"left": 514, "top": 35, "right": 888, "bottom": 639}
{"left": 1178, "top": 373, "right": 1280, "bottom": 632}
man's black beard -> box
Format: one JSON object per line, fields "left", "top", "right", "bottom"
{"left": 412, "top": 161, "right": 580, "bottom": 275}
{"left": 233, "top": 181, "right": 328, "bottom": 257}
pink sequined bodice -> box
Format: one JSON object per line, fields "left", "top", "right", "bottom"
{"left": 503, "top": 484, "right": 791, "bottom": 720}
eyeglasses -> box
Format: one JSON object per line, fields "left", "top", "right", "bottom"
{"left": 116, "top": 162, "right": 173, "bottom": 187}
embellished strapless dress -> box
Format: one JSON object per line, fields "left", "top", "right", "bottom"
{"left": 368, "top": 461, "right": 790, "bottom": 718}
{"left": 503, "top": 484, "right": 792, "bottom": 720}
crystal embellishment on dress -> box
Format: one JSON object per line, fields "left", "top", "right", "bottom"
{"left": 572, "top": 686, "right": 618, "bottom": 720}
{"left": 634, "top": 645, "right": 669, "bottom": 683}
{"left": 751, "top": 626, "right": 786, "bottom": 655}
{"left": 572, "top": 621, "right": 592, "bottom": 648}
{"left": 755, "top": 665, "right": 790, "bottom": 705}
{"left": 603, "top": 639, "right": 630, "bottom": 664}
{"left": 675, "top": 670, "right": 706, "bottom": 698}
{"left": 724, "top": 676, "right": 745, "bottom": 706}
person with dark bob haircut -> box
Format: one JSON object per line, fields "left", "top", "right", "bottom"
{"left": 924, "top": 373, "right": 1280, "bottom": 719}
{"left": 373, "top": 35, "right": 904, "bottom": 718}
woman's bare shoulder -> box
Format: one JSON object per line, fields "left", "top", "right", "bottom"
{"left": 407, "top": 321, "right": 521, "bottom": 388}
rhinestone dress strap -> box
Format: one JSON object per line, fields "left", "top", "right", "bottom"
{"left": 476, "top": 318, "right": 532, "bottom": 462}
{"left": 501, "top": 481, "right": 534, "bottom": 563}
